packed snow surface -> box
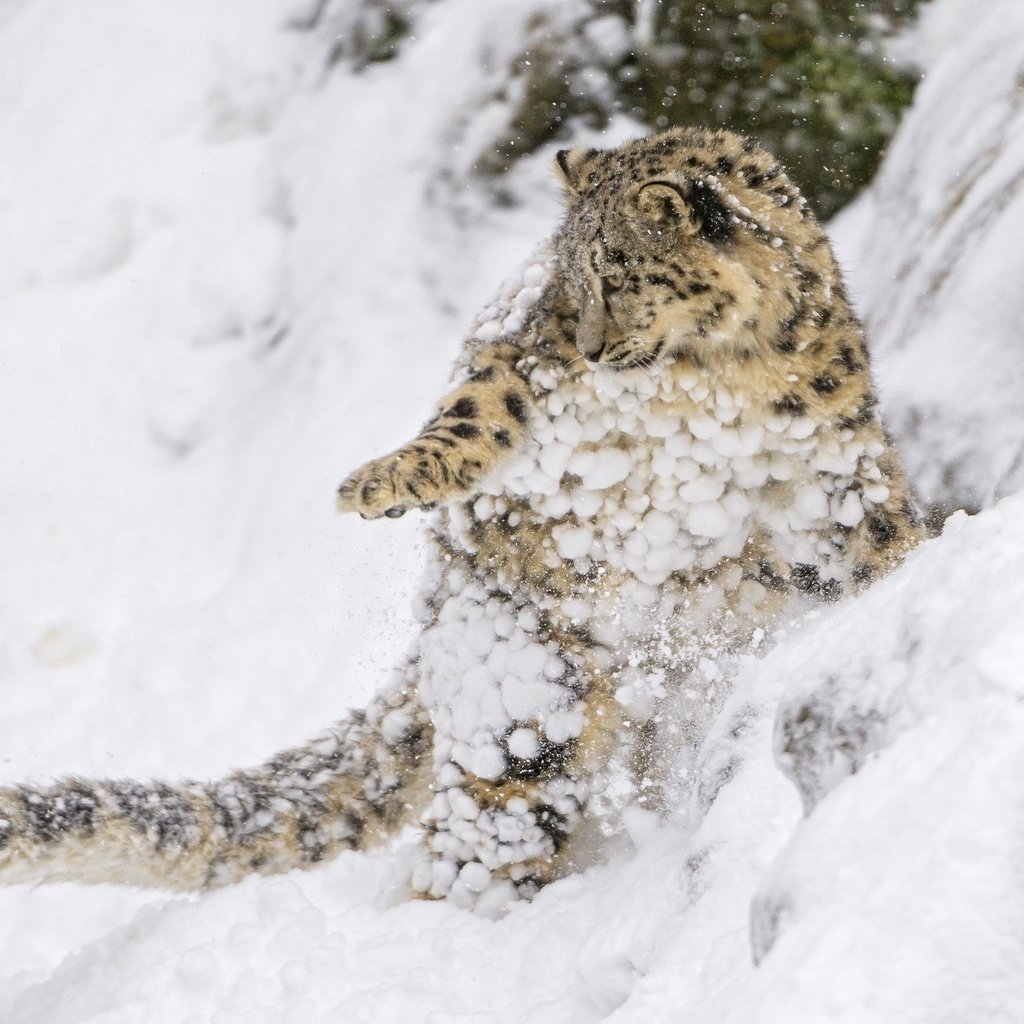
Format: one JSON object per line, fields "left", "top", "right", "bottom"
{"left": 2, "top": 0, "right": 1023, "bottom": 1020}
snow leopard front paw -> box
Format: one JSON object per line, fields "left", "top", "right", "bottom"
{"left": 337, "top": 452, "right": 445, "bottom": 520}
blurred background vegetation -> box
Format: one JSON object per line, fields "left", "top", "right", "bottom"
{"left": 307, "top": 0, "right": 922, "bottom": 220}
{"left": 628, "top": 0, "right": 921, "bottom": 217}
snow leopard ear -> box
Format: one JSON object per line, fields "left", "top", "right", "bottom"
{"left": 631, "top": 179, "right": 735, "bottom": 242}
{"left": 554, "top": 147, "right": 598, "bottom": 194}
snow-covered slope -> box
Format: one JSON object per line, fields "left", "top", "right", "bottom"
{"left": 0, "top": 0, "right": 565, "bottom": 984}
{"left": 832, "top": 0, "right": 1024, "bottom": 516}
{"left": 1, "top": 0, "right": 1021, "bottom": 1020}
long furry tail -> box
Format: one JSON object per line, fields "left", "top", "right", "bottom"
{"left": 0, "top": 677, "right": 431, "bottom": 890}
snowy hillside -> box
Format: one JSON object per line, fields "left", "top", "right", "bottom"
{"left": 832, "top": 0, "right": 1024, "bottom": 518}
{"left": 1, "top": 0, "right": 1022, "bottom": 1020}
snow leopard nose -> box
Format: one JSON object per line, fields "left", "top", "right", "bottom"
{"left": 577, "top": 294, "right": 607, "bottom": 361}
{"left": 577, "top": 327, "right": 606, "bottom": 361}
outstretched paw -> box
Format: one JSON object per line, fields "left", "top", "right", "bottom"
{"left": 337, "top": 453, "right": 443, "bottom": 520}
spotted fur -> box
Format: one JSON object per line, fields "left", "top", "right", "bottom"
{"left": 0, "top": 128, "right": 922, "bottom": 904}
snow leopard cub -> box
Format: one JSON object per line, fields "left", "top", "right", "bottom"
{"left": 0, "top": 127, "right": 921, "bottom": 910}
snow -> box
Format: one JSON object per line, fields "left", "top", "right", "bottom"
{"left": 579, "top": 448, "right": 633, "bottom": 490}
{"left": 2, "top": 0, "right": 1024, "bottom": 1020}
{"left": 484, "top": 347, "right": 862, "bottom": 596}
{"left": 830, "top": 0, "right": 1024, "bottom": 515}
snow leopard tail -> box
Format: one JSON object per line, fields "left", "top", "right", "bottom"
{"left": 0, "top": 680, "right": 432, "bottom": 890}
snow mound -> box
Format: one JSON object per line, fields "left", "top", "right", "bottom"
{"left": 746, "top": 495, "right": 1024, "bottom": 1018}
{"left": 833, "top": 0, "right": 1024, "bottom": 515}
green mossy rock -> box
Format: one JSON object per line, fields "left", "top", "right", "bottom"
{"left": 483, "top": 0, "right": 920, "bottom": 219}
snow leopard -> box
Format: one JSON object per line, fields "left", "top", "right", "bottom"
{"left": 0, "top": 127, "right": 922, "bottom": 910}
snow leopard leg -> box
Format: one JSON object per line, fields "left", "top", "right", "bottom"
{"left": 410, "top": 586, "right": 624, "bottom": 911}
{"left": 336, "top": 341, "right": 533, "bottom": 521}
{"left": 0, "top": 668, "right": 431, "bottom": 890}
